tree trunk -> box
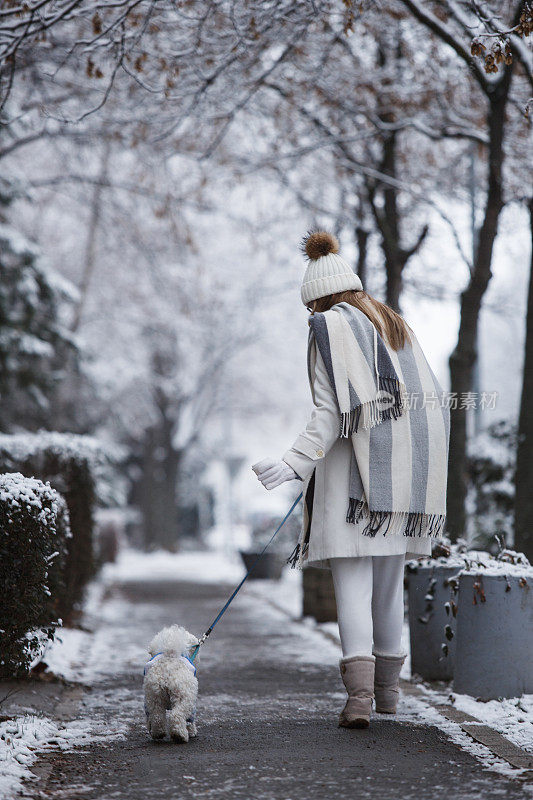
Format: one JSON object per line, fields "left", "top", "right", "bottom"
{"left": 70, "top": 140, "right": 111, "bottom": 333}
{"left": 366, "top": 119, "right": 428, "bottom": 313}
{"left": 514, "top": 198, "right": 533, "bottom": 560}
{"left": 380, "top": 126, "right": 403, "bottom": 313}
{"left": 385, "top": 255, "right": 404, "bottom": 313}
{"left": 446, "top": 84, "right": 510, "bottom": 540}
{"left": 355, "top": 225, "right": 369, "bottom": 287}
{"left": 139, "top": 420, "right": 181, "bottom": 551}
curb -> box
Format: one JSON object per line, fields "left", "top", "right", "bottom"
{"left": 401, "top": 682, "right": 533, "bottom": 778}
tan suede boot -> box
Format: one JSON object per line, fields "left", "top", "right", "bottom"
{"left": 373, "top": 653, "right": 406, "bottom": 714}
{"left": 338, "top": 655, "right": 375, "bottom": 729}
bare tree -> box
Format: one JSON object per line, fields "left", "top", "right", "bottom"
{"left": 237, "top": 9, "right": 480, "bottom": 310}
{"left": 515, "top": 197, "right": 533, "bottom": 560}
{"left": 0, "top": 1, "right": 326, "bottom": 155}
{"left": 3, "top": 0, "right": 531, "bottom": 550}
{"left": 397, "top": 0, "right": 530, "bottom": 539}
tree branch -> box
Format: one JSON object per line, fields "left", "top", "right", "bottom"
{"left": 397, "top": 0, "right": 490, "bottom": 91}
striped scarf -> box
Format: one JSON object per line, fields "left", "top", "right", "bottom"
{"left": 308, "top": 302, "right": 449, "bottom": 539}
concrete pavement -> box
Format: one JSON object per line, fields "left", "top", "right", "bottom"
{"left": 22, "top": 577, "right": 531, "bottom": 799}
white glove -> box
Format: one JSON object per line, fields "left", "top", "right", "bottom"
{"left": 252, "top": 458, "right": 299, "bottom": 490}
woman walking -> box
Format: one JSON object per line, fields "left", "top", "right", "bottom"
{"left": 253, "top": 231, "right": 449, "bottom": 729}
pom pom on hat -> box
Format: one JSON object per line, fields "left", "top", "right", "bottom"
{"left": 301, "top": 230, "right": 339, "bottom": 261}
{"left": 300, "top": 229, "right": 363, "bottom": 305}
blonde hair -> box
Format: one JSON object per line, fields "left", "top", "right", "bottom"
{"left": 308, "top": 290, "right": 411, "bottom": 351}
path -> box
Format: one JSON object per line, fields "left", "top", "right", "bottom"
{"left": 23, "top": 574, "right": 530, "bottom": 799}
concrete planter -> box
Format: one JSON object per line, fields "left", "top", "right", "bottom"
{"left": 239, "top": 551, "right": 285, "bottom": 580}
{"left": 302, "top": 567, "right": 337, "bottom": 622}
{"left": 453, "top": 573, "right": 533, "bottom": 699}
{"left": 407, "top": 564, "right": 460, "bottom": 681}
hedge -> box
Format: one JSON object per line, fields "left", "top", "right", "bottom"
{"left": 0, "top": 432, "right": 121, "bottom": 619}
{"left": 0, "top": 472, "right": 71, "bottom": 678}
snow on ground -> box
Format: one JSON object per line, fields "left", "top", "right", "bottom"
{"left": 40, "top": 579, "right": 108, "bottom": 682}
{"left": 39, "top": 547, "right": 246, "bottom": 688}
{"left": 3, "top": 547, "right": 532, "bottom": 797}
{"left": 0, "top": 561, "right": 136, "bottom": 798}
{"left": 0, "top": 716, "right": 82, "bottom": 799}
{"left": 248, "top": 564, "right": 303, "bottom": 618}
{"left": 398, "top": 694, "right": 533, "bottom": 787}
{"left": 413, "top": 680, "right": 533, "bottom": 756}
{"left": 0, "top": 706, "right": 129, "bottom": 799}
{"left": 453, "top": 695, "right": 533, "bottom": 753}
{"left": 45, "top": 547, "right": 533, "bottom": 755}
{"left": 150, "top": 549, "right": 533, "bottom": 755}
{"left": 102, "top": 546, "right": 246, "bottom": 585}
{"left": 248, "top": 590, "right": 343, "bottom": 668}
{"left": 41, "top": 627, "right": 91, "bottom": 683}
{"left": 249, "top": 556, "right": 533, "bottom": 776}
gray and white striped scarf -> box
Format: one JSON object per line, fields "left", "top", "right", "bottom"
{"left": 308, "top": 302, "right": 449, "bottom": 539}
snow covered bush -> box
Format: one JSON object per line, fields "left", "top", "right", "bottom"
{"left": 0, "top": 433, "right": 113, "bottom": 618}
{"left": 0, "top": 473, "right": 70, "bottom": 678}
{"left": 468, "top": 421, "right": 515, "bottom": 549}
{"left": 0, "top": 222, "right": 77, "bottom": 433}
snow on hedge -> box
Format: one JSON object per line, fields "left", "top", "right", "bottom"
{"left": 0, "top": 471, "right": 68, "bottom": 524}
{"left": 0, "top": 472, "right": 71, "bottom": 677}
{"left": 0, "top": 431, "right": 126, "bottom": 508}
{"left": 0, "top": 222, "right": 78, "bottom": 303}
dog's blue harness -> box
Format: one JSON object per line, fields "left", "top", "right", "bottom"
{"left": 180, "top": 653, "right": 197, "bottom": 676}
{"left": 143, "top": 652, "right": 197, "bottom": 678}
{"left": 143, "top": 652, "right": 163, "bottom": 676}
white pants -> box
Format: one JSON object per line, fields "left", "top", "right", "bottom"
{"left": 330, "top": 555, "right": 405, "bottom": 659}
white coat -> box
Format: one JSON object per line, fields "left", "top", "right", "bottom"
{"left": 282, "top": 348, "right": 432, "bottom": 568}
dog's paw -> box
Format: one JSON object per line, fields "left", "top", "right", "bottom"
{"left": 170, "top": 728, "right": 189, "bottom": 744}
{"left": 147, "top": 714, "right": 166, "bottom": 740}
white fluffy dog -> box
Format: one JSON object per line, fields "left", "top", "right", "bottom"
{"left": 143, "top": 624, "right": 199, "bottom": 742}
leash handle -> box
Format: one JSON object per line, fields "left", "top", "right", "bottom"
{"left": 190, "top": 492, "right": 303, "bottom": 662}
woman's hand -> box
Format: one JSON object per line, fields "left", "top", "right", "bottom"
{"left": 252, "top": 458, "right": 299, "bottom": 490}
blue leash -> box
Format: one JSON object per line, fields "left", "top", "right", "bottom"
{"left": 190, "top": 492, "right": 303, "bottom": 663}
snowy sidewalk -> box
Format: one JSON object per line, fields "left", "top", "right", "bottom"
{"left": 2, "top": 551, "right": 532, "bottom": 799}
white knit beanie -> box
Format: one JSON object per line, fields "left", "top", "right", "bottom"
{"left": 300, "top": 231, "right": 363, "bottom": 306}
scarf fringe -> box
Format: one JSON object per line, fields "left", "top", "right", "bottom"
{"left": 346, "top": 499, "right": 446, "bottom": 539}
{"left": 286, "top": 541, "right": 309, "bottom": 570}
{"left": 340, "top": 377, "right": 406, "bottom": 437}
